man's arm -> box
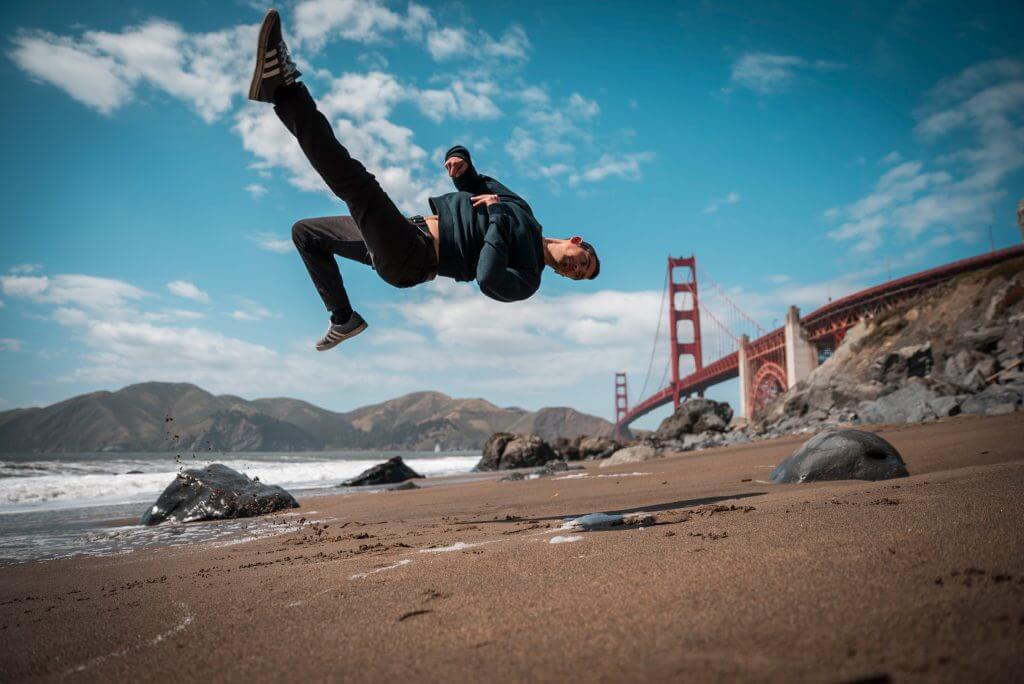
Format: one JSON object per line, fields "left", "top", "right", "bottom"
{"left": 444, "top": 145, "right": 535, "bottom": 217}
{"left": 475, "top": 202, "right": 541, "bottom": 302}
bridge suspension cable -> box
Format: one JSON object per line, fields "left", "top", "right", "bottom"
{"left": 698, "top": 266, "right": 767, "bottom": 336}
{"left": 637, "top": 268, "right": 669, "bottom": 403}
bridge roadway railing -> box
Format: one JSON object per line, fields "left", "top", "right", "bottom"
{"left": 802, "top": 243, "right": 1024, "bottom": 340}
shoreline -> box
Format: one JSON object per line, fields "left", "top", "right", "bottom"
{"left": 3, "top": 412, "right": 1023, "bottom": 681}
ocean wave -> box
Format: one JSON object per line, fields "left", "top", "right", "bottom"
{"left": 0, "top": 455, "right": 479, "bottom": 513}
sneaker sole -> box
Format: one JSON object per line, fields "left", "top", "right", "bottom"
{"left": 248, "top": 9, "right": 278, "bottom": 102}
{"left": 315, "top": 320, "right": 368, "bottom": 351}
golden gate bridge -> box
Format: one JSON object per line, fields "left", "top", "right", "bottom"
{"left": 613, "top": 244, "right": 1024, "bottom": 439}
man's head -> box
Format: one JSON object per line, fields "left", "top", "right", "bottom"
{"left": 545, "top": 236, "right": 600, "bottom": 280}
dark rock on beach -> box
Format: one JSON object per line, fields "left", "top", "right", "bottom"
{"left": 655, "top": 398, "right": 734, "bottom": 440}
{"left": 141, "top": 463, "right": 299, "bottom": 525}
{"left": 476, "top": 433, "right": 558, "bottom": 471}
{"left": 341, "top": 456, "right": 423, "bottom": 487}
{"left": 770, "top": 429, "right": 909, "bottom": 484}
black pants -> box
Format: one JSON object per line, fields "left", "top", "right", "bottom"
{"left": 275, "top": 83, "right": 436, "bottom": 316}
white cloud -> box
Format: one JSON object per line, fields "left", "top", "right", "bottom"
{"left": 12, "top": 21, "right": 257, "bottom": 122}
{"left": 702, "top": 190, "right": 740, "bottom": 214}
{"left": 8, "top": 263, "right": 43, "bottom": 275}
{"left": 293, "top": 0, "right": 434, "bottom": 51}
{"left": 244, "top": 183, "right": 268, "bottom": 198}
{"left": 482, "top": 26, "right": 530, "bottom": 60}
{"left": 426, "top": 25, "right": 530, "bottom": 62}
{"left": 879, "top": 151, "right": 903, "bottom": 166}
{"left": 230, "top": 299, "right": 278, "bottom": 321}
{"left": 250, "top": 232, "right": 294, "bottom": 254}
{"left": 425, "top": 27, "right": 469, "bottom": 60}
{"left": 416, "top": 80, "right": 501, "bottom": 122}
{"left": 729, "top": 52, "right": 844, "bottom": 94}
{"left": 569, "top": 152, "right": 655, "bottom": 185}
{"left": 826, "top": 58, "right": 1024, "bottom": 254}
{"left": 142, "top": 309, "right": 206, "bottom": 323}
{"left": 12, "top": 31, "right": 132, "bottom": 114}
{"left": 320, "top": 71, "right": 406, "bottom": 120}
{"left": 0, "top": 274, "right": 148, "bottom": 312}
{"left": 0, "top": 339, "right": 23, "bottom": 352}
{"left": 567, "top": 93, "right": 600, "bottom": 118}
{"left": 167, "top": 280, "right": 210, "bottom": 303}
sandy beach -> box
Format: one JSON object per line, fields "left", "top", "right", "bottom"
{"left": 2, "top": 412, "right": 1023, "bottom": 682}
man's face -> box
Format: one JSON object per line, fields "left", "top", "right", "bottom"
{"left": 555, "top": 237, "right": 596, "bottom": 280}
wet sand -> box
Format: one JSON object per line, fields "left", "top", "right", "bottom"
{"left": 3, "top": 412, "right": 1023, "bottom": 682}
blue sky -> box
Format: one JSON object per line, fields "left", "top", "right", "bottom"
{"left": 1, "top": 0, "right": 1022, "bottom": 429}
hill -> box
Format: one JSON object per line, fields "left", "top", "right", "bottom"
{"left": 0, "top": 383, "right": 613, "bottom": 453}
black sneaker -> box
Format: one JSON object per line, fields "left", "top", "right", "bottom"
{"left": 316, "top": 311, "right": 368, "bottom": 351}
{"left": 248, "top": 9, "right": 301, "bottom": 103}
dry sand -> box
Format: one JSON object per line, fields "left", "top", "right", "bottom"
{"left": 3, "top": 412, "right": 1023, "bottom": 682}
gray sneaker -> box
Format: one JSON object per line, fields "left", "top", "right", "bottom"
{"left": 248, "top": 9, "right": 302, "bottom": 103}
{"left": 316, "top": 311, "right": 367, "bottom": 351}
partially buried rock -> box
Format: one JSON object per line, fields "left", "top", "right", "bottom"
{"left": 341, "top": 456, "right": 423, "bottom": 487}
{"left": 499, "top": 460, "right": 577, "bottom": 481}
{"left": 599, "top": 444, "right": 663, "bottom": 468}
{"left": 770, "top": 429, "right": 909, "bottom": 484}
{"left": 475, "top": 433, "right": 558, "bottom": 471}
{"left": 141, "top": 463, "right": 298, "bottom": 526}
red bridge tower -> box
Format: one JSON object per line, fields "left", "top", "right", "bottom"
{"left": 613, "top": 372, "right": 629, "bottom": 440}
{"left": 668, "top": 256, "right": 703, "bottom": 408}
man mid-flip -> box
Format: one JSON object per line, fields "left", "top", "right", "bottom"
{"left": 248, "top": 9, "right": 600, "bottom": 351}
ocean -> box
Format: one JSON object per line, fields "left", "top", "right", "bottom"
{"left": 0, "top": 450, "right": 481, "bottom": 566}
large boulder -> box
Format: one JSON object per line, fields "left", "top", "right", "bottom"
{"left": 577, "top": 435, "right": 620, "bottom": 460}
{"left": 960, "top": 385, "right": 1022, "bottom": 416}
{"left": 341, "top": 456, "right": 423, "bottom": 487}
{"left": 141, "top": 463, "right": 298, "bottom": 526}
{"left": 857, "top": 381, "right": 942, "bottom": 424}
{"left": 655, "top": 398, "right": 734, "bottom": 440}
{"left": 599, "top": 444, "right": 663, "bottom": 468}
{"left": 871, "top": 343, "right": 933, "bottom": 384}
{"left": 770, "top": 429, "right": 909, "bottom": 484}
{"left": 475, "top": 433, "right": 558, "bottom": 471}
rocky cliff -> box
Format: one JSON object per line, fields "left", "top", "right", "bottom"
{"left": 753, "top": 255, "right": 1024, "bottom": 435}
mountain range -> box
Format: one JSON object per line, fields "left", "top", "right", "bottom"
{"left": 0, "top": 382, "right": 614, "bottom": 453}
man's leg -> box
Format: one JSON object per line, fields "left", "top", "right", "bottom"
{"left": 274, "top": 83, "right": 432, "bottom": 287}
{"left": 291, "top": 216, "right": 371, "bottom": 322}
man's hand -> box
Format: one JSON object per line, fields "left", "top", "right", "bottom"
{"left": 445, "top": 157, "right": 468, "bottom": 178}
{"left": 471, "top": 194, "right": 500, "bottom": 207}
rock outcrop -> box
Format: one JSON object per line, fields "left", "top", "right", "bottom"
{"left": 770, "top": 429, "right": 909, "bottom": 484}
{"left": 141, "top": 463, "right": 298, "bottom": 525}
{"left": 340, "top": 456, "right": 423, "bottom": 487}
{"left": 475, "top": 433, "right": 558, "bottom": 471}
{"left": 655, "top": 398, "right": 734, "bottom": 440}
